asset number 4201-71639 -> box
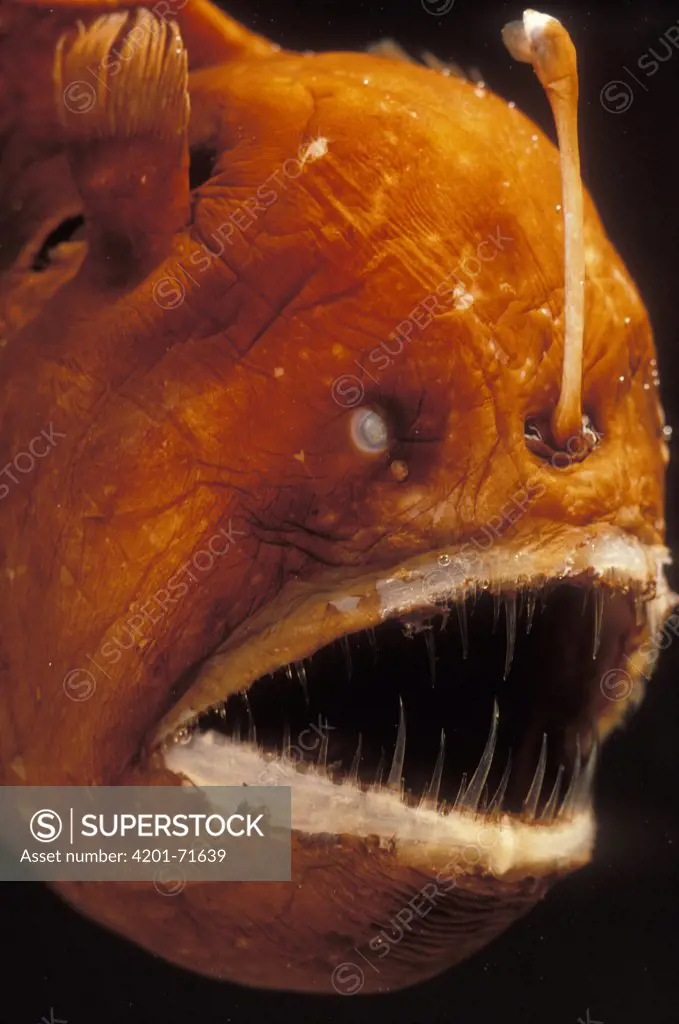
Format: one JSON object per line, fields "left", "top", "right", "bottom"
{"left": 131, "top": 849, "right": 227, "bottom": 863}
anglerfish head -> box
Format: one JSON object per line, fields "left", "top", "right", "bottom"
{"left": 0, "top": 2, "right": 675, "bottom": 995}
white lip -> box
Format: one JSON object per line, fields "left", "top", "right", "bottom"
{"left": 165, "top": 733, "right": 595, "bottom": 879}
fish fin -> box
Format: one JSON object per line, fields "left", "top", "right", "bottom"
{"left": 419, "top": 51, "right": 469, "bottom": 80}
{"left": 54, "top": 8, "right": 190, "bottom": 282}
{"left": 367, "top": 39, "right": 469, "bottom": 80}
{"left": 15, "top": 0, "right": 279, "bottom": 68}
{"left": 366, "top": 39, "right": 418, "bottom": 63}
{"left": 168, "top": 0, "right": 279, "bottom": 67}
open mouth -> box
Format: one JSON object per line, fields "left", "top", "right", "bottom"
{"left": 160, "top": 528, "right": 671, "bottom": 878}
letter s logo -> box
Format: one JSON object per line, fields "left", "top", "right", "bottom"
{"left": 30, "top": 809, "right": 63, "bottom": 842}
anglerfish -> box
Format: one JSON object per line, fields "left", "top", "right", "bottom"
{"left": 0, "top": 0, "right": 676, "bottom": 995}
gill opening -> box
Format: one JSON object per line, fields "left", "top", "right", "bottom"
{"left": 502, "top": 9, "right": 588, "bottom": 451}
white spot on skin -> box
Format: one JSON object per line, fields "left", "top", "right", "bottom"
{"left": 452, "top": 285, "right": 474, "bottom": 310}
{"left": 487, "top": 339, "right": 508, "bottom": 364}
{"left": 474, "top": 87, "right": 486, "bottom": 98}
{"left": 274, "top": 367, "right": 285, "bottom": 378}
{"left": 293, "top": 450, "right": 306, "bottom": 463}
{"left": 518, "top": 357, "right": 536, "bottom": 382}
{"left": 329, "top": 596, "right": 361, "bottom": 613}
{"left": 508, "top": 100, "right": 517, "bottom": 109}
{"left": 300, "top": 136, "right": 329, "bottom": 165}
{"left": 624, "top": 316, "right": 631, "bottom": 325}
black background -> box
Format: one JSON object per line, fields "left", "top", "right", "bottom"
{"left": 5, "top": 2, "right": 679, "bottom": 1023}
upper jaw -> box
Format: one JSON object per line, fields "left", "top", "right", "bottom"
{"left": 153, "top": 522, "right": 673, "bottom": 748}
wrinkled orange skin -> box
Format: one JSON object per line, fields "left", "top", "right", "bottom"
{"left": 0, "top": 0, "right": 667, "bottom": 993}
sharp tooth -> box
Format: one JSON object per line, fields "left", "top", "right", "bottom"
{"left": 525, "top": 591, "right": 536, "bottom": 634}
{"left": 424, "top": 630, "right": 437, "bottom": 686}
{"left": 339, "top": 636, "right": 353, "bottom": 679}
{"left": 492, "top": 591, "right": 501, "bottom": 633}
{"left": 462, "top": 700, "right": 499, "bottom": 811}
{"left": 243, "top": 693, "right": 256, "bottom": 746}
{"left": 593, "top": 588, "right": 604, "bottom": 659}
{"left": 285, "top": 665, "right": 294, "bottom": 683}
{"left": 423, "top": 729, "right": 446, "bottom": 807}
{"left": 488, "top": 753, "right": 512, "bottom": 815}
{"left": 540, "top": 763, "right": 565, "bottom": 820}
{"left": 387, "top": 698, "right": 407, "bottom": 793}
{"left": 317, "top": 718, "right": 329, "bottom": 768}
{"left": 453, "top": 771, "right": 468, "bottom": 810}
{"left": 575, "top": 735, "right": 598, "bottom": 810}
{"left": 560, "top": 734, "right": 582, "bottom": 819}
{"left": 504, "top": 594, "right": 517, "bottom": 679}
{"left": 581, "top": 588, "right": 589, "bottom": 615}
{"left": 348, "top": 734, "right": 363, "bottom": 784}
{"left": 456, "top": 600, "right": 469, "bottom": 659}
{"left": 295, "top": 661, "right": 309, "bottom": 704}
{"left": 523, "top": 732, "right": 547, "bottom": 819}
{"left": 374, "top": 748, "right": 386, "bottom": 788}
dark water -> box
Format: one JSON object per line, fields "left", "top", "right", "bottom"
{"left": 6, "top": 1, "right": 679, "bottom": 1023}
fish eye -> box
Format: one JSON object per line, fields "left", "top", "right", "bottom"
{"left": 350, "top": 407, "right": 390, "bottom": 455}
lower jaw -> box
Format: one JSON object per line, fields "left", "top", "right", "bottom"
{"left": 54, "top": 837, "right": 555, "bottom": 994}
